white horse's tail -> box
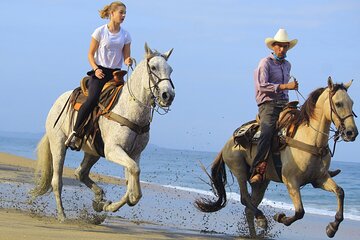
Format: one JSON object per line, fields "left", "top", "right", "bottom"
{"left": 30, "top": 134, "right": 53, "bottom": 198}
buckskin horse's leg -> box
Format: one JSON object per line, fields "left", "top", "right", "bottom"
{"left": 252, "top": 180, "right": 270, "bottom": 227}
{"left": 244, "top": 207, "right": 257, "bottom": 237}
{"left": 74, "top": 153, "right": 109, "bottom": 212}
{"left": 245, "top": 180, "right": 270, "bottom": 237}
{"left": 274, "top": 181, "right": 305, "bottom": 226}
{"left": 222, "top": 142, "right": 267, "bottom": 232}
{"left": 318, "top": 176, "right": 344, "bottom": 238}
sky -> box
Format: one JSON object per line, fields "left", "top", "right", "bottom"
{"left": 0, "top": 0, "right": 360, "bottom": 162}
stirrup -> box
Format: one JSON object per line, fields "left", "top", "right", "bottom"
{"left": 65, "top": 131, "right": 81, "bottom": 150}
{"left": 65, "top": 131, "right": 77, "bottom": 146}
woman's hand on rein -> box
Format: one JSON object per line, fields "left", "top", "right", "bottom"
{"left": 124, "top": 57, "right": 133, "bottom": 66}
{"left": 95, "top": 68, "right": 105, "bottom": 79}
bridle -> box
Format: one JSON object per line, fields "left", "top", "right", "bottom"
{"left": 328, "top": 87, "right": 357, "bottom": 136}
{"left": 146, "top": 59, "right": 175, "bottom": 114}
{"left": 126, "top": 55, "right": 175, "bottom": 118}
{"left": 327, "top": 87, "right": 357, "bottom": 156}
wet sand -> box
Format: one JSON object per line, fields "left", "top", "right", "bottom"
{"left": 0, "top": 152, "right": 359, "bottom": 240}
{"left": 0, "top": 152, "right": 233, "bottom": 240}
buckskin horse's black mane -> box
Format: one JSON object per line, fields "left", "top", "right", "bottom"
{"left": 293, "top": 83, "right": 347, "bottom": 128}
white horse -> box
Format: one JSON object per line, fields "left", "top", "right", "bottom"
{"left": 31, "top": 43, "right": 175, "bottom": 221}
{"left": 196, "top": 78, "right": 358, "bottom": 238}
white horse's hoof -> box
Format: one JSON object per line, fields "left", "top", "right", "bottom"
{"left": 57, "top": 213, "right": 66, "bottom": 223}
{"left": 102, "top": 201, "right": 113, "bottom": 212}
{"left": 127, "top": 194, "right": 140, "bottom": 207}
{"left": 92, "top": 200, "right": 112, "bottom": 212}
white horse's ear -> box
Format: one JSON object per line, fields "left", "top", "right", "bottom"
{"left": 144, "top": 42, "right": 153, "bottom": 57}
{"left": 328, "top": 76, "right": 334, "bottom": 90}
{"left": 343, "top": 79, "right": 353, "bottom": 90}
{"left": 162, "top": 48, "right": 174, "bottom": 61}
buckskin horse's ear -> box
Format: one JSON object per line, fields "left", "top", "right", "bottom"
{"left": 162, "top": 48, "right": 174, "bottom": 61}
{"left": 144, "top": 42, "right": 153, "bottom": 57}
{"left": 328, "top": 76, "right": 334, "bottom": 90}
{"left": 343, "top": 79, "right": 353, "bottom": 90}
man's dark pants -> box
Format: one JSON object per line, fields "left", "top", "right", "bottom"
{"left": 251, "top": 100, "right": 286, "bottom": 172}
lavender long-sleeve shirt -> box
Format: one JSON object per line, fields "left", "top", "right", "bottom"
{"left": 254, "top": 54, "right": 291, "bottom": 106}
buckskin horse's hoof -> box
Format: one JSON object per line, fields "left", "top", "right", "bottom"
{"left": 326, "top": 223, "right": 337, "bottom": 238}
{"left": 255, "top": 215, "right": 268, "bottom": 229}
{"left": 274, "top": 213, "right": 286, "bottom": 223}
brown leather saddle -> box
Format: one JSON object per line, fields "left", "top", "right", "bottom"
{"left": 67, "top": 70, "right": 127, "bottom": 156}
{"left": 233, "top": 101, "right": 300, "bottom": 181}
{"left": 233, "top": 101, "right": 300, "bottom": 150}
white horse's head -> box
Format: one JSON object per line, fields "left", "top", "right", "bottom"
{"left": 144, "top": 43, "right": 175, "bottom": 108}
{"left": 326, "top": 77, "right": 358, "bottom": 142}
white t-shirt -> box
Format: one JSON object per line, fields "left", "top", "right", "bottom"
{"left": 92, "top": 24, "right": 132, "bottom": 69}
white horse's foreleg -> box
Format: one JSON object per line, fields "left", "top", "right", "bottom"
{"left": 125, "top": 154, "right": 142, "bottom": 207}
{"left": 48, "top": 136, "right": 67, "bottom": 221}
{"left": 103, "top": 145, "right": 142, "bottom": 212}
{"left": 274, "top": 181, "right": 305, "bottom": 226}
{"left": 318, "top": 177, "right": 344, "bottom": 238}
{"left": 74, "top": 153, "right": 106, "bottom": 209}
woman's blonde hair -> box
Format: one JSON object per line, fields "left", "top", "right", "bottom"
{"left": 99, "top": 1, "right": 126, "bottom": 19}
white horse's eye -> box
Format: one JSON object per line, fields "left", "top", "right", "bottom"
{"left": 151, "top": 65, "right": 157, "bottom": 71}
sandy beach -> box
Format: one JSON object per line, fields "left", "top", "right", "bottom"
{"left": 0, "top": 152, "right": 359, "bottom": 240}
{"left": 0, "top": 152, "right": 233, "bottom": 240}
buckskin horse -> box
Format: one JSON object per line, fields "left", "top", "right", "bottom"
{"left": 31, "top": 43, "right": 175, "bottom": 221}
{"left": 195, "top": 78, "right": 357, "bottom": 238}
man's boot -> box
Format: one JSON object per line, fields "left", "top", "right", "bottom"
{"left": 250, "top": 161, "right": 267, "bottom": 184}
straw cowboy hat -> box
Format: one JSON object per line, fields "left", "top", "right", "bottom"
{"left": 265, "top": 28, "right": 298, "bottom": 50}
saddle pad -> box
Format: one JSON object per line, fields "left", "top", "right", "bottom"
{"left": 233, "top": 120, "right": 260, "bottom": 148}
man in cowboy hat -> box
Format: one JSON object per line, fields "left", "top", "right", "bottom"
{"left": 250, "top": 28, "right": 299, "bottom": 183}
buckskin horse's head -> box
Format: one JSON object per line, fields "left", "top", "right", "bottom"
{"left": 327, "top": 77, "right": 358, "bottom": 142}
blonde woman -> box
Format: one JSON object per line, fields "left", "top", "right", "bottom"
{"left": 66, "top": 1, "right": 132, "bottom": 148}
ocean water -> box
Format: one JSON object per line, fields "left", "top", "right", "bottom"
{"left": 0, "top": 131, "right": 359, "bottom": 222}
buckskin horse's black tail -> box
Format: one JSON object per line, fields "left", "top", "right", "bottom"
{"left": 195, "top": 151, "right": 227, "bottom": 212}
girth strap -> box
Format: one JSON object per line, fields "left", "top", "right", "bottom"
{"left": 282, "top": 136, "right": 329, "bottom": 157}
{"left": 104, "top": 111, "right": 150, "bottom": 135}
